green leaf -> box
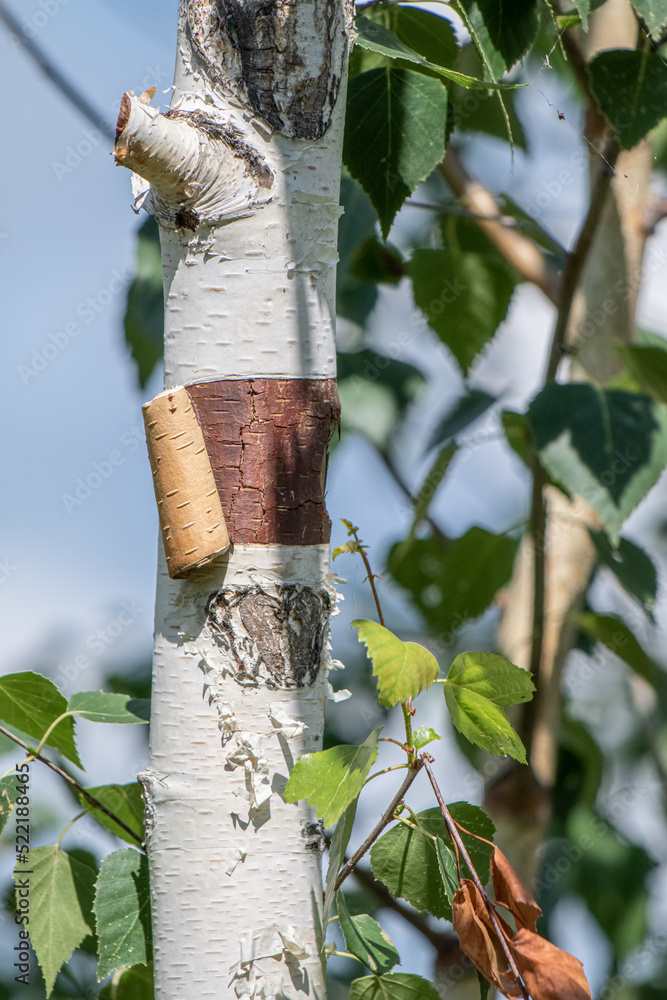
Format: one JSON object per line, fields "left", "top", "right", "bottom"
{"left": 435, "top": 837, "right": 459, "bottom": 906}
{"left": 589, "top": 529, "right": 657, "bottom": 615}
{"left": 477, "top": 969, "right": 492, "bottom": 1000}
{"left": 0, "top": 672, "right": 81, "bottom": 768}
{"left": 630, "top": 0, "right": 667, "bottom": 38}
{"left": 124, "top": 215, "right": 164, "bottom": 389}
{"left": 350, "top": 973, "right": 441, "bottom": 1000}
{"left": 343, "top": 68, "right": 448, "bottom": 239}
{"left": 411, "top": 726, "right": 441, "bottom": 751}
{"left": 428, "top": 389, "right": 496, "bottom": 450}
{"left": 410, "top": 247, "right": 516, "bottom": 373}
{"left": 527, "top": 384, "right": 667, "bottom": 542}
{"left": 390, "top": 7, "right": 458, "bottom": 68}
{"left": 354, "top": 15, "right": 519, "bottom": 90}
{"left": 337, "top": 348, "right": 424, "bottom": 454}
{"left": 99, "top": 964, "right": 154, "bottom": 1000}
{"left": 0, "top": 775, "right": 20, "bottom": 834}
{"left": 324, "top": 802, "right": 357, "bottom": 922}
{"left": 570, "top": 0, "right": 590, "bottom": 28}
{"left": 337, "top": 175, "right": 380, "bottom": 325}
{"left": 67, "top": 691, "right": 150, "bottom": 725}
{"left": 284, "top": 730, "right": 381, "bottom": 827}
{"left": 337, "top": 893, "right": 400, "bottom": 974}
{"left": 352, "top": 620, "right": 439, "bottom": 707}
{"left": 95, "top": 849, "right": 152, "bottom": 979}
{"left": 75, "top": 782, "right": 145, "bottom": 845}
{"left": 443, "top": 652, "right": 534, "bottom": 762}
{"left": 617, "top": 345, "right": 667, "bottom": 404}
{"left": 589, "top": 49, "right": 667, "bottom": 150}
{"left": 67, "top": 849, "right": 99, "bottom": 955}
{"left": 370, "top": 803, "right": 494, "bottom": 920}
{"left": 387, "top": 528, "right": 518, "bottom": 637}
{"left": 576, "top": 612, "right": 658, "bottom": 686}
{"left": 16, "top": 846, "right": 92, "bottom": 996}
{"left": 466, "top": 0, "right": 539, "bottom": 69}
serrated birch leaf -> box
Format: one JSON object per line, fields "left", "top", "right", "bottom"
{"left": 528, "top": 384, "right": 667, "bottom": 542}
{"left": 284, "top": 730, "right": 381, "bottom": 827}
{"left": 589, "top": 50, "right": 667, "bottom": 150}
{"left": 370, "top": 804, "right": 494, "bottom": 920}
{"left": 352, "top": 620, "right": 439, "bottom": 707}
{"left": 15, "top": 846, "right": 92, "bottom": 996}
{"left": 75, "top": 782, "right": 145, "bottom": 845}
{"left": 337, "top": 893, "right": 400, "bottom": 974}
{"left": 588, "top": 530, "right": 657, "bottom": 614}
{"left": 68, "top": 692, "right": 150, "bottom": 724}
{"left": 410, "top": 248, "right": 516, "bottom": 373}
{"left": 95, "top": 849, "right": 152, "bottom": 979}
{"left": 631, "top": 0, "right": 667, "bottom": 37}
{"left": 412, "top": 726, "right": 441, "bottom": 751}
{"left": 350, "top": 973, "right": 441, "bottom": 1000}
{"left": 0, "top": 672, "right": 81, "bottom": 768}
{"left": 0, "top": 776, "right": 19, "bottom": 834}
{"left": 324, "top": 802, "right": 357, "bottom": 922}
{"left": 387, "top": 529, "right": 518, "bottom": 636}
{"left": 354, "top": 16, "right": 519, "bottom": 89}
{"left": 443, "top": 652, "right": 534, "bottom": 762}
{"left": 343, "top": 68, "right": 448, "bottom": 238}
{"left": 472, "top": 0, "right": 539, "bottom": 68}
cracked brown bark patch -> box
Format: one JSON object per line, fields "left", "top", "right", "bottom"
{"left": 187, "top": 378, "right": 340, "bottom": 545}
{"left": 206, "top": 584, "right": 330, "bottom": 688}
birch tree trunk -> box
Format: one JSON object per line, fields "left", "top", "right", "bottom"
{"left": 113, "top": 2, "right": 351, "bottom": 996}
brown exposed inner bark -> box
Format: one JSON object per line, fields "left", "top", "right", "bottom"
{"left": 187, "top": 378, "right": 340, "bottom": 545}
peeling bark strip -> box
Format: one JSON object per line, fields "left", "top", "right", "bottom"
{"left": 187, "top": 378, "right": 340, "bottom": 545}
{"left": 142, "top": 387, "right": 230, "bottom": 578}
{"left": 186, "top": 0, "right": 347, "bottom": 139}
{"left": 206, "top": 584, "right": 330, "bottom": 688}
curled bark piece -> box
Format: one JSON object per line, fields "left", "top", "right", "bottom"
{"left": 143, "top": 386, "right": 230, "bottom": 578}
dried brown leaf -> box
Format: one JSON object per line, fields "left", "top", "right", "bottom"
{"left": 491, "top": 847, "right": 542, "bottom": 933}
{"left": 453, "top": 880, "right": 523, "bottom": 998}
{"left": 511, "top": 928, "right": 591, "bottom": 1000}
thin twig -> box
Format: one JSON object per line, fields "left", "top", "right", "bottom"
{"left": 423, "top": 758, "right": 529, "bottom": 1000}
{"left": 0, "top": 724, "right": 145, "bottom": 848}
{"left": 439, "top": 148, "right": 562, "bottom": 305}
{"left": 334, "top": 762, "right": 422, "bottom": 891}
{"left": 0, "top": 0, "right": 115, "bottom": 142}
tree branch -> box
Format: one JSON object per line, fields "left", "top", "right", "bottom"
{"left": 0, "top": 0, "right": 115, "bottom": 142}
{"left": 334, "top": 762, "right": 422, "bottom": 891}
{"left": 439, "top": 148, "right": 561, "bottom": 305}
{"left": 522, "top": 134, "right": 619, "bottom": 760}
{"left": 0, "top": 723, "right": 145, "bottom": 848}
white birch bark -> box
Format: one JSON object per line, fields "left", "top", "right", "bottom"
{"left": 114, "top": 1, "right": 351, "bottom": 995}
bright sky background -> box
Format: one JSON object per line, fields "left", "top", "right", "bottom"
{"left": 2, "top": 0, "right": 667, "bottom": 994}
